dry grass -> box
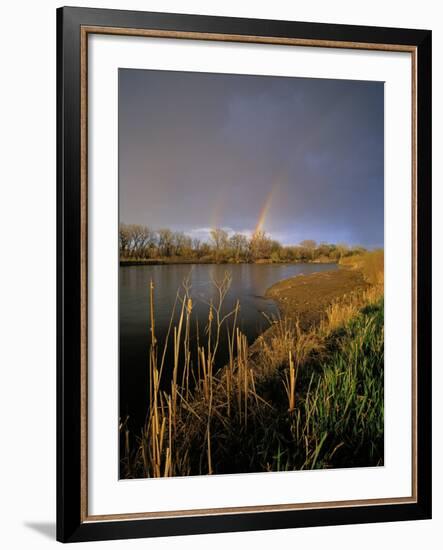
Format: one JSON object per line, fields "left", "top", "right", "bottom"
{"left": 340, "top": 249, "right": 384, "bottom": 286}
{"left": 121, "top": 272, "right": 268, "bottom": 477}
{"left": 283, "top": 351, "right": 297, "bottom": 412}
{"left": 254, "top": 318, "right": 323, "bottom": 378}
{"left": 319, "top": 283, "right": 383, "bottom": 336}
{"left": 121, "top": 253, "right": 384, "bottom": 477}
{"left": 321, "top": 250, "right": 384, "bottom": 334}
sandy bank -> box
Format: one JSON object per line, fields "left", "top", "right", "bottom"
{"left": 265, "top": 268, "right": 369, "bottom": 329}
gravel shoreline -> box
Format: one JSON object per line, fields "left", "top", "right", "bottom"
{"left": 265, "top": 268, "right": 369, "bottom": 329}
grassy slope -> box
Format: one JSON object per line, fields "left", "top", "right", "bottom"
{"left": 257, "top": 298, "right": 384, "bottom": 472}
{"left": 176, "top": 298, "right": 384, "bottom": 475}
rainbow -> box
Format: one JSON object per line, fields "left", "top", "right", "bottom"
{"left": 207, "top": 179, "right": 281, "bottom": 238}
{"left": 254, "top": 183, "right": 278, "bottom": 236}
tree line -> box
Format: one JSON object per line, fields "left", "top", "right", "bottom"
{"left": 119, "top": 223, "right": 366, "bottom": 263}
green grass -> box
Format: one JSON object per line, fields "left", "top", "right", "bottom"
{"left": 205, "top": 298, "right": 384, "bottom": 474}
{"left": 290, "top": 299, "right": 384, "bottom": 470}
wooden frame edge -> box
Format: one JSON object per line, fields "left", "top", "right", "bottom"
{"left": 79, "top": 25, "right": 419, "bottom": 524}
{"left": 81, "top": 24, "right": 417, "bottom": 52}
{"left": 85, "top": 496, "right": 416, "bottom": 523}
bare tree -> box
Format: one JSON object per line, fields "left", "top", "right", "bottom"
{"left": 143, "top": 227, "right": 158, "bottom": 258}
{"left": 229, "top": 233, "right": 249, "bottom": 261}
{"left": 299, "top": 239, "right": 317, "bottom": 249}
{"left": 173, "top": 232, "right": 193, "bottom": 257}
{"left": 336, "top": 243, "right": 350, "bottom": 260}
{"left": 119, "top": 224, "right": 131, "bottom": 258}
{"left": 250, "top": 231, "right": 272, "bottom": 260}
{"left": 192, "top": 238, "right": 202, "bottom": 258}
{"left": 210, "top": 228, "right": 229, "bottom": 261}
{"left": 119, "top": 222, "right": 360, "bottom": 265}
{"left": 158, "top": 228, "right": 174, "bottom": 257}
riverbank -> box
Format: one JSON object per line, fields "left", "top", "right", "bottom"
{"left": 265, "top": 267, "right": 369, "bottom": 328}
{"left": 119, "top": 257, "right": 337, "bottom": 266}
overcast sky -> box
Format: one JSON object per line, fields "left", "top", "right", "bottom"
{"left": 119, "top": 69, "right": 384, "bottom": 248}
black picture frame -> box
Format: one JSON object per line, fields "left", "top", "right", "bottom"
{"left": 57, "top": 6, "right": 432, "bottom": 543}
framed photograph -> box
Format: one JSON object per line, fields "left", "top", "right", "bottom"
{"left": 57, "top": 6, "right": 432, "bottom": 543}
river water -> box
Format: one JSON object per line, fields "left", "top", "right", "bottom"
{"left": 119, "top": 263, "right": 337, "bottom": 430}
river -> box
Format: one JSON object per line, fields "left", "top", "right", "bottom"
{"left": 119, "top": 262, "right": 337, "bottom": 430}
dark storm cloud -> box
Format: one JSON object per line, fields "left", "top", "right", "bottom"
{"left": 119, "top": 69, "right": 384, "bottom": 247}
